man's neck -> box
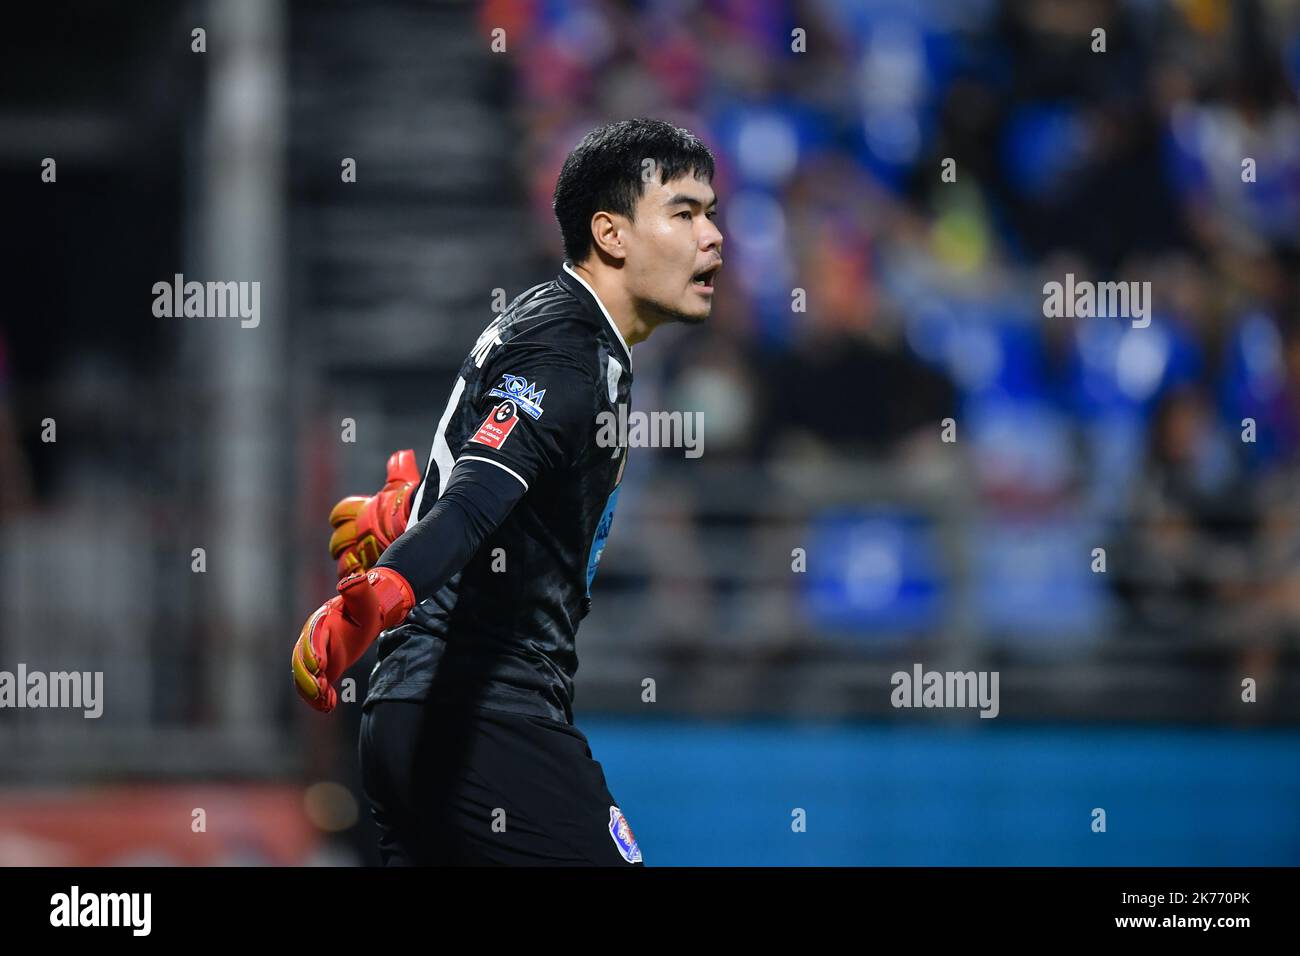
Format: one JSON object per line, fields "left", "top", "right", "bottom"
{"left": 569, "top": 260, "right": 656, "bottom": 348}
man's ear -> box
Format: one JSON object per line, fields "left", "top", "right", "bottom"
{"left": 590, "top": 211, "right": 627, "bottom": 262}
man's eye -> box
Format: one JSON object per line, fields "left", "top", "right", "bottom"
{"left": 706, "top": 211, "right": 718, "bottom": 221}
{"left": 677, "top": 211, "right": 692, "bottom": 220}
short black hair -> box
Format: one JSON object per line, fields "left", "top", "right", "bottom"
{"left": 552, "top": 118, "right": 716, "bottom": 265}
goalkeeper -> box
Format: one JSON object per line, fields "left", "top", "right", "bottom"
{"left": 289, "top": 119, "right": 723, "bottom": 866}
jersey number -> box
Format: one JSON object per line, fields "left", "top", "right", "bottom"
{"left": 471, "top": 318, "right": 504, "bottom": 368}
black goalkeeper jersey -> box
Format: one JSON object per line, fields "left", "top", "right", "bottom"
{"left": 363, "top": 262, "right": 633, "bottom": 724}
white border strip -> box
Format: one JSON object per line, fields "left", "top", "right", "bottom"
{"left": 562, "top": 260, "right": 633, "bottom": 369}
{"left": 457, "top": 454, "right": 530, "bottom": 492}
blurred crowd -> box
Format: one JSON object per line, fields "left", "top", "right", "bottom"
{"left": 1, "top": 0, "right": 1297, "bottom": 728}
{"left": 480, "top": 0, "right": 1300, "bottom": 671}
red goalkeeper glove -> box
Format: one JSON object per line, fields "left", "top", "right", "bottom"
{"left": 291, "top": 566, "right": 415, "bottom": 713}
{"left": 328, "top": 449, "right": 420, "bottom": 579}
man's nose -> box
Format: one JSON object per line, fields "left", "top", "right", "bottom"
{"left": 701, "top": 219, "right": 723, "bottom": 253}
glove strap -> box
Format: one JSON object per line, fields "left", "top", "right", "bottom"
{"left": 362, "top": 566, "right": 415, "bottom": 629}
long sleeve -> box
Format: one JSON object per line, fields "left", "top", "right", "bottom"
{"left": 376, "top": 456, "right": 527, "bottom": 604}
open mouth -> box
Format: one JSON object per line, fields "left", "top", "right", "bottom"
{"left": 692, "top": 264, "right": 721, "bottom": 291}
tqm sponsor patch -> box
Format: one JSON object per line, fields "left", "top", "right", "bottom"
{"left": 470, "top": 399, "right": 519, "bottom": 449}
{"left": 488, "top": 373, "right": 546, "bottom": 419}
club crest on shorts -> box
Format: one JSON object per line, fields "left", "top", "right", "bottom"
{"left": 470, "top": 399, "right": 519, "bottom": 449}
{"left": 608, "top": 806, "right": 642, "bottom": 863}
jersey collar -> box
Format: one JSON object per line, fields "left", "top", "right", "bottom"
{"left": 561, "top": 261, "right": 633, "bottom": 371}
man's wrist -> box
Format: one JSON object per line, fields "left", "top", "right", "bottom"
{"left": 361, "top": 566, "right": 415, "bottom": 628}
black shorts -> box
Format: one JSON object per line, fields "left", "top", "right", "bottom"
{"left": 359, "top": 697, "right": 645, "bottom": 866}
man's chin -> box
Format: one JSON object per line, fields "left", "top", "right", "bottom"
{"left": 646, "top": 298, "right": 710, "bottom": 327}
{"left": 669, "top": 301, "right": 711, "bottom": 325}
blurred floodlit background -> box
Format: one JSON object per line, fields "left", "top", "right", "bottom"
{"left": 1, "top": 0, "right": 1299, "bottom": 865}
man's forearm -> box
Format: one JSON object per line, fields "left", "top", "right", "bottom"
{"left": 376, "top": 457, "right": 526, "bottom": 604}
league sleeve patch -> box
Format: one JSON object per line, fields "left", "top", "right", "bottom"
{"left": 608, "top": 806, "right": 642, "bottom": 864}
{"left": 469, "top": 399, "right": 519, "bottom": 449}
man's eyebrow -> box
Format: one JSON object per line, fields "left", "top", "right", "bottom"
{"left": 664, "top": 193, "right": 718, "bottom": 209}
